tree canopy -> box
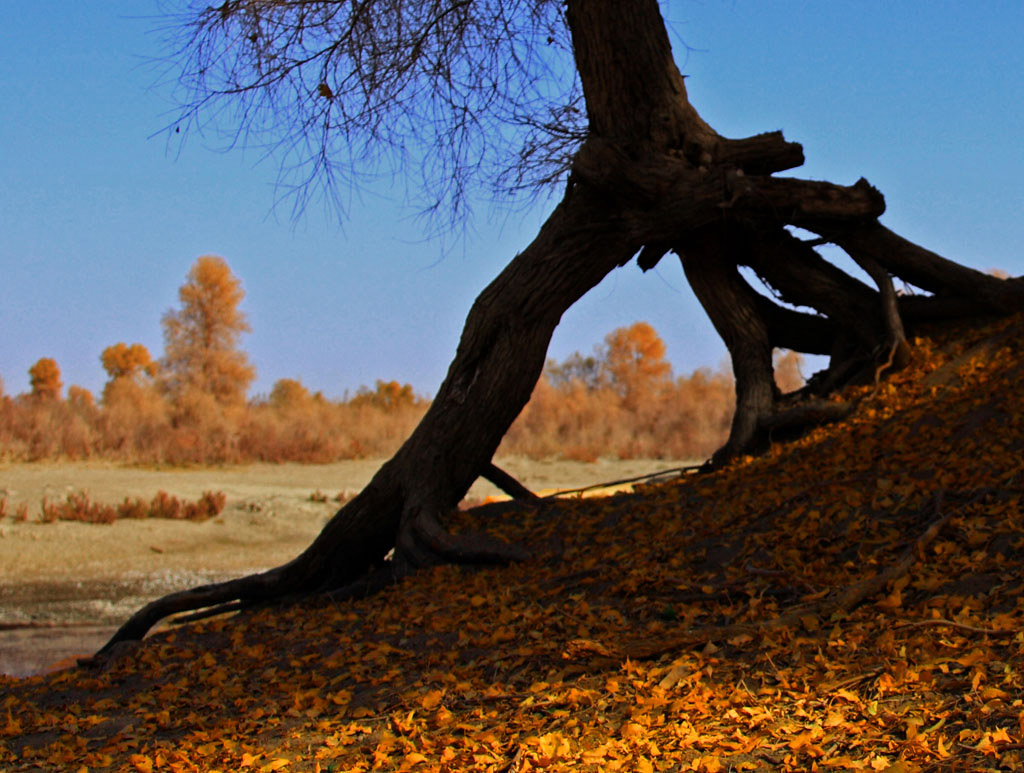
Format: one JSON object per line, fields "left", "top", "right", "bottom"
{"left": 28, "top": 357, "right": 62, "bottom": 401}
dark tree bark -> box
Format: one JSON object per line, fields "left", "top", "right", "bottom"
{"left": 91, "top": 0, "right": 1024, "bottom": 659}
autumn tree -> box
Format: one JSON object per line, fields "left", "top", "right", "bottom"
{"left": 28, "top": 357, "right": 62, "bottom": 400}
{"left": 66, "top": 386, "right": 96, "bottom": 411}
{"left": 603, "top": 322, "right": 672, "bottom": 408}
{"left": 160, "top": 255, "right": 256, "bottom": 412}
{"left": 352, "top": 380, "right": 419, "bottom": 411}
{"left": 98, "top": 0, "right": 1024, "bottom": 653}
{"left": 101, "top": 343, "right": 158, "bottom": 385}
{"left": 545, "top": 352, "right": 604, "bottom": 391}
{"left": 268, "top": 378, "right": 313, "bottom": 413}
{"left": 101, "top": 343, "right": 158, "bottom": 401}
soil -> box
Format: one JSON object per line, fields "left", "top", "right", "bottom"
{"left": 0, "top": 457, "right": 690, "bottom": 677}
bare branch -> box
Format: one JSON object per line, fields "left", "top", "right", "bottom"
{"left": 154, "top": 0, "right": 583, "bottom": 222}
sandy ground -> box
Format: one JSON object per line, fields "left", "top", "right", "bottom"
{"left": 0, "top": 458, "right": 691, "bottom": 676}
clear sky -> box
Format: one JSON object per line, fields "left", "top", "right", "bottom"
{"left": 2, "top": 2, "right": 1022, "bottom": 400}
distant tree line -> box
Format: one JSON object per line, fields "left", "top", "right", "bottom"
{"left": 0, "top": 257, "right": 803, "bottom": 464}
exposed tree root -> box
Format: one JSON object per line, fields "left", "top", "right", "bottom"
{"left": 482, "top": 463, "right": 541, "bottom": 502}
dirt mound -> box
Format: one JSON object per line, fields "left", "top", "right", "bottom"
{"left": 2, "top": 316, "right": 1023, "bottom": 771}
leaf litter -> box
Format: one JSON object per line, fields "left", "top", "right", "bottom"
{"left": 2, "top": 315, "right": 1024, "bottom": 772}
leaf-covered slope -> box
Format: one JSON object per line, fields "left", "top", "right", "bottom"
{"left": 2, "top": 315, "right": 1023, "bottom": 772}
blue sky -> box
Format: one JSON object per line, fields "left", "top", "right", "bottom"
{"left": 2, "top": 2, "right": 1022, "bottom": 400}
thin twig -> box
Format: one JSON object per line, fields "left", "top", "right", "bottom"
{"left": 543, "top": 465, "right": 702, "bottom": 500}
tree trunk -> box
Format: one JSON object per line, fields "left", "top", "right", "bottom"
{"left": 680, "top": 229, "right": 775, "bottom": 462}
{"left": 95, "top": 184, "right": 644, "bottom": 653}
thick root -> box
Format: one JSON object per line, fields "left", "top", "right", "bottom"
{"left": 393, "top": 505, "right": 530, "bottom": 574}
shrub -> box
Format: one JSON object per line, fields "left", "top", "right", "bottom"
{"left": 25, "top": 489, "right": 228, "bottom": 524}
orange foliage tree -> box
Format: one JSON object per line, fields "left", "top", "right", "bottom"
{"left": 28, "top": 358, "right": 62, "bottom": 400}
{"left": 101, "top": 342, "right": 160, "bottom": 404}
{"left": 160, "top": 255, "right": 256, "bottom": 412}
{"left": 603, "top": 321, "right": 672, "bottom": 408}
{"left": 268, "top": 378, "right": 314, "bottom": 412}
{"left": 504, "top": 321, "right": 734, "bottom": 461}
{"left": 352, "top": 380, "right": 419, "bottom": 411}
{"left": 101, "top": 343, "right": 158, "bottom": 386}
{"left": 99, "top": 342, "right": 168, "bottom": 457}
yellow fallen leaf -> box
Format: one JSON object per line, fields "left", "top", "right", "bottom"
{"left": 658, "top": 664, "right": 689, "bottom": 689}
{"left": 401, "top": 752, "right": 428, "bottom": 767}
{"left": 260, "top": 759, "right": 290, "bottom": 772}
{"left": 980, "top": 686, "right": 1009, "bottom": 700}
{"left": 420, "top": 689, "right": 443, "bottom": 710}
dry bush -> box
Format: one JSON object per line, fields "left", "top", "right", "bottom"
{"left": 26, "top": 489, "right": 229, "bottom": 524}
{"left": 238, "top": 380, "right": 428, "bottom": 462}
{"left": 773, "top": 349, "right": 806, "bottom": 394}
{"left": 1, "top": 396, "right": 87, "bottom": 460}
{"left": 184, "top": 490, "right": 228, "bottom": 520}
{"left": 150, "top": 490, "right": 182, "bottom": 519}
{"left": 67, "top": 385, "right": 96, "bottom": 410}
{"left": 99, "top": 379, "right": 172, "bottom": 461}
{"left": 117, "top": 497, "right": 149, "bottom": 520}
{"left": 163, "top": 388, "right": 245, "bottom": 464}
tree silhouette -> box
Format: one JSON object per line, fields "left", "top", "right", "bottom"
{"left": 28, "top": 358, "right": 62, "bottom": 401}
{"left": 160, "top": 255, "right": 255, "bottom": 411}
{"left": 96, "top": 0, "right": 1024, "bottom": 655}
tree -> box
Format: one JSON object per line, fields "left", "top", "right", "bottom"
{"left": 352, "top": 380, "right": 419, "bottom": 411}
{"left": 67, "top": 385, "right": 96, "bottom": 410}
{"left": 545, "top": 352, "right": 604, "bottom": 391}
{"left": 268, "top": 378, "right": 313, "bottom": 412}
{"left": 101, "top": 343, "right": 158, "bottom": 384}
{"left": 603, "top": 321, "right": 672, "bottom": 408}
{"left": 96, "top": 0, "right": 1024, "bottom": 655}
{"left": 28, "top": 357, "right": 62, "bottom": 400}
{"left": 160, "top": 255, "right": 256, "bottom": 410}
{"left": 101, "top": 343, "right": 158, "bottom": 402}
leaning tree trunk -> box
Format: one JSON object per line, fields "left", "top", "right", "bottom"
{"left": 93, "top": 0, "right": 1024, "bottom": 657}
